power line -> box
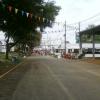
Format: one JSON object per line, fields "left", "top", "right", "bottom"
{"left": 80, "top": 12, "right": 100, "bottom": 23}
{"left": 67, "top": 12, "right": 100, "bottom": 25}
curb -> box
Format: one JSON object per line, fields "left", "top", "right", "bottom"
{"left": 0, "top": 62, "right": 25, "bottom": 79}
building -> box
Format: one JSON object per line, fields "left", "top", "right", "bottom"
{"left": 0, "top": 40, "right": 6, "bottom": 52}
{"left": 78, "top": 25, "right": 100, "bottom": 57}
{"left": 0, "top": 41, "right": 2, "bottom": 52}
{"left": 0, "top": 39, "right": 14, "bottom": 53}
{"left": 53, "top": 25, "right": 100, "bottom": 58}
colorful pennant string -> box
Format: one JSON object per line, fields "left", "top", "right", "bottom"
{"left": 38, "top": 17, "right": 41, "bottom": 21}
{"left": 15, "top": 8, "right": 18, "bottom": 14}
{"left": 0, "top": 1, "right": 51, "bottom": 23}
{"left": 26, "top": 13, "right": 29, "bottom": 17}
{"left": 43, "top": 18, "right": 45, "bottom": 22}
{"left": 29, "top": 13, "right": 33, "bottom": 18}
{"left": 8, "top": 6, "right": 12, "bottom": 12}
{"left": 22, "top": 11, "right": 24, "bottom": 16}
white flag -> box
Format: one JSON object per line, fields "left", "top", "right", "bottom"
{"left": 43, "top": 18, "right": 45, "bottom": 22}
{"left": 26, "top": 13, "right": 29, "bottom": 17}
{"left": 15, "top": 8, "right": 18, "bottom": 14}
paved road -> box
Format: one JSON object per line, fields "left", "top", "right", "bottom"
{"left": 0, "top": 56, "right": 100, "bottom": 100}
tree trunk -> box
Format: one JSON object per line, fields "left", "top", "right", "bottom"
{"left": 5, "top": 45, "right": 10, "bottom": 59}
{"left": 5, "top": 36, "right": 10, "bottom": 59}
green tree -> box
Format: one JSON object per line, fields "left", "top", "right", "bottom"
{"left": 0, "top": 0, "right": 61, "bottom": 59}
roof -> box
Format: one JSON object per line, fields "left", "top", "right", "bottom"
{"left": 80, "top": 25, "right": 100, "bottom": 35}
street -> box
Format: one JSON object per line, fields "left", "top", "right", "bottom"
{"left": 0, "top": 56, "right": 100, "bottom": 100}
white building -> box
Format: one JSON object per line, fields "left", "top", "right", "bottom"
{"left": 0, "top": 39, "right": 14, "bottom": 53}
{"left": 0, "top": 40, "right": 6, "bottom": 53}
{"left": 0, "top": 41, "right": 2, "bottom": 52}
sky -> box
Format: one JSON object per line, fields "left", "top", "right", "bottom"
{"left": 55, "top": 0, "right": 100, "bottom": 24}
{"left": 42, "top": 0, "right": 100, "bottom": 45}
{"left": 1, "top": 0, "right": 100, "bottom": 44}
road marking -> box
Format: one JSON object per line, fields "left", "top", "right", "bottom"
{"left": 42, "top": 63, "right": 75, "bottom": 100}
{"left": 0, "top": 62, "right": 25, "bottom": 79}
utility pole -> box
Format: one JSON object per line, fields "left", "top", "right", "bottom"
{"left": 64, "top": 21, "right": 67, "bottom": 53}
{"left": 79, "top": 22, "right": 82, "bottom": 54}
{"left": 92, "top": 31, "right": 95, "bottom": 58}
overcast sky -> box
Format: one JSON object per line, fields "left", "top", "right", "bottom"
{"left": 55, "top": 0, "right": 100, "bottom": 24}
{"left": 1, "top": 0, "right": 100, "bottom": 44}
{"left": 43, "top": 0, "right": 100, "bottom": 44}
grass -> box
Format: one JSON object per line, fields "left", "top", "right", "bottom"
{"left": 0, "top": 52, "right": 22, "bottom": 75}
{"left": 0, "top": 60, "right": 14, "bottom": 75}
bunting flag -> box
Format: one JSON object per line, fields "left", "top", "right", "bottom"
{"left": 26, "top": 13, "right": 29, "bottom": 17}
{"left": 8, "top": 6, "right": 12, "bottom": 12}
{"left": 15, "top": 8, "right": 18, "bottom": 14}
{"left": 38, "top": 17, "right": 41, "bottom": 21}
{"left": 43, "top": 18, "right": 45, "bottom": 22}
{"left": 22, "top": 10, "right": 24, "bottom": 16}
{"left": 0, "top": 1, "right": 52, "bottom": 23}
{"left": 29, "top": 13, "right": 33, "bottom": 18}
{"left": 44, "top": 30, "right": 64, "bottom": 34}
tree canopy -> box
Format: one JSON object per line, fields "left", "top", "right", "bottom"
{"left": 0, "top": 0, "right": 61, "bottom": 59}
{"left": 0, "top": 0, "right": 60, "bottom": 33}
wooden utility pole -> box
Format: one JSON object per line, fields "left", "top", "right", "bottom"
{"left": 64, "top": 21, "right": 67, "bottom": 53}
{"left": 79, "top": 22, "right": 82, "bottom": 54}
{"left": 92, "top": 32, "right": 95, "bottom": 58}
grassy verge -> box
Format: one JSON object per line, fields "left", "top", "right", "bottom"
{"left": 0, "top": 52, "right": 23, "bottom": 75}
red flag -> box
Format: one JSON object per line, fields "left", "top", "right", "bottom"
{"left": 8, "top": 6, "right": 12, "bottom": 12}
{"left": 29, "top": 13, "right": 33, "bottom": 19}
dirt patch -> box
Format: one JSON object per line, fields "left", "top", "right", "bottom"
{"left": 85, "top": 59, "right": 100, "bottom": 65}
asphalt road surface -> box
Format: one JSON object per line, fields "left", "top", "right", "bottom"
{"left": 0, "top": 56, "right": 100, "bottom": 100}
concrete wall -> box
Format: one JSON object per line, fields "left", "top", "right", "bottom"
{"left": 85, "top": 54, "right": 100, "bottom": 57}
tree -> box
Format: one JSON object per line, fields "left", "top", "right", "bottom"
{"left": 0, "top": 0, "right": 61, "bottom": 59}
{"left": 86, "top": 24, "right": 95, "bottom": 29}
{"left": 16, "top": 31, "right": 42, "bottom": 55}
